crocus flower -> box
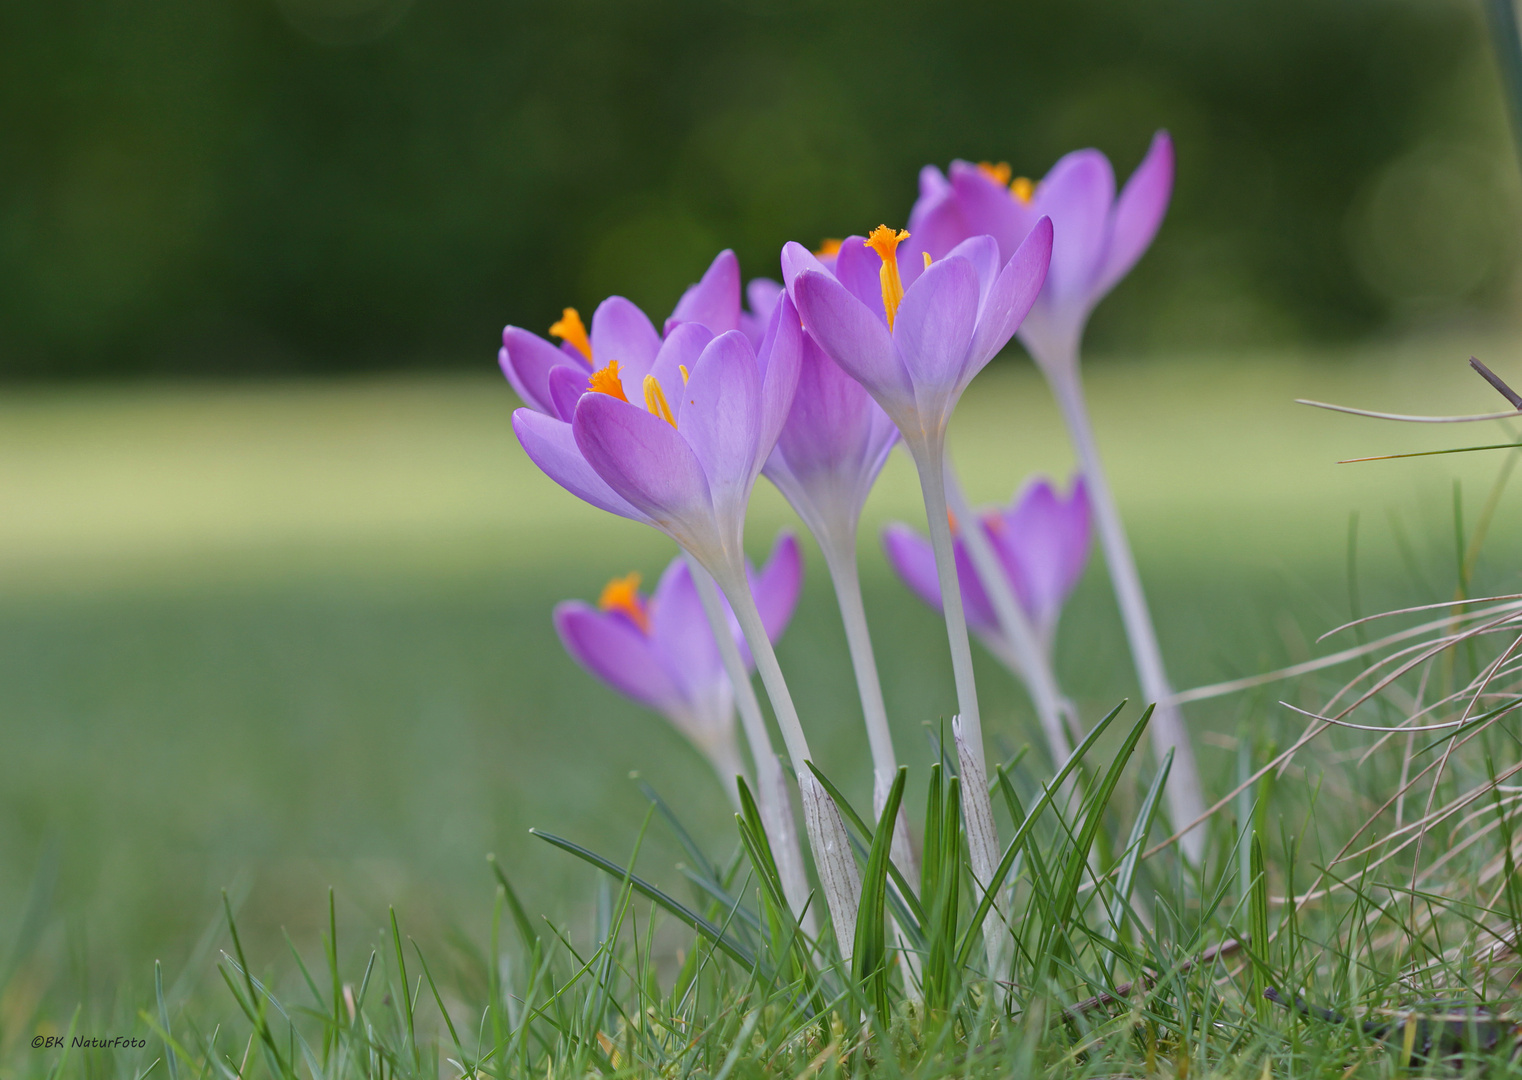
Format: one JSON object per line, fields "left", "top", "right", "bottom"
{"left": 906, "top": 131, "right": 1174, "bottom": 376}
{"left": 500, "top": 248, "right": 773, "bottom": 426}
{"left": 882, "top": 476, "right": 1090, "bottom": 663}
{"left": 905, "top": 133, "right": 1208, "bottom": 860}
{"left": 782, "top": 221, "right": 1052, "bottom": 461}
{"left": 554, "top": 534, "right": 802, "bottom": 804}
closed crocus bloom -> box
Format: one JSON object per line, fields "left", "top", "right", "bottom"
{"left": 883, "top": 476, "right": 1091, "bottom": 661}
{"left": 907, "top": 132, "right": 1173, "bottom": 376}
{"left": 553, "top": 535, "right": 803, "bottom": 805}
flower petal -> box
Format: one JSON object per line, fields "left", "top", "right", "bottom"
{"left": 793, "top": 269, "right": 913, "bottom": 416}
{"left": 780, "top": 241, "right": 832, "bottom": 295}
{"left": 500, "top": 327, "right": 585, "bottom": 415}
{"left": 998, "top": 474, "right": 1091, "bottom": 634}
{"left": 1095, "top": 130, "right": 1173, "bottom": 299}
{"left": 668, "top": 249, "right": 742, "bottom": 335}
{"left": 750, "top": 531, "right": 803, "bottom": 644}
{"left": 647, "top": 321, "right": 716, "bottom": 424}
{"left": 881, "top": 522, "right": 943, "bottom": 613}
{"left": 965, "top": 216, "right": 1052, "bottom": 383}
{"left": 573, "top": 393, "right": 716, "bottom": 551}
{"left": 547, "top": 364, "right": 589, "bottom": 422}
{"left": 680, "top": 330, "right": 762, "bottom": 528}
{"left": 555, "top": 601, "right": 682, "bottom": 713}
{"left": 892, "top": 254, "right": 979, "bottom": 421}
{"left": 590, "top": 296, "right": 662, "bottom": 386}
{"left": 1034, "top": 149, "right": 1116, "bottom": 305}
{"left": 832, "top": 234, "right": 891, "bottom": 318}
{"left": 648, "top": 555, "right": 729, "bottom": 699}
{"left": 948, "top": 160, "right": 1029, "bottom": 264}
{"left": 754, "top": 295, "right": 802, "bottom": 461}
{"left": 741, "top": 278, "right": 785, "bottom": 347}
{"left": 512, "top": 408, "right": 649, "bottom": 522}
{"left": 941, "top": 234, "right": 1001, "bottom": 314}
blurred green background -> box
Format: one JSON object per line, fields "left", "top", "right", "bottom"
{"left": 2, "top": 0, "right": 1521, "bottom": 378}
{"left": 7, "top": 0, "right": 1522, "bottom": 1014}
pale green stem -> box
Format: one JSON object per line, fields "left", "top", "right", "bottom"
{"left": 907, "top": 438, "right": 1006, "bottom": 968}
{"left": 942, "top": 458, "right": 1075, "bottom": 768}
{"left": 685, "top": 555, "right": 815, "bottom": 932}
{"left": 1044, "top": 364, "right": 1207, "bottom": 863}
{"left": 817, "top": 533, "right": 923, "bottom": 997}
{"left": 711, "top": 563, "right": 863, "bottom": 957}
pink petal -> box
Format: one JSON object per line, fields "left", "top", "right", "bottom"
{"left": 832, "top": 234, "right": 891, "bottom": 318}
{"left": 780, "top": 241, "right": 832, "bottom": 295}
{"left": 1033, "top": 149, "right": 1116, "bottom": 305}
{"left": 590, "top": 296, "right": 662, "bottom": 386}
{"left": 512, "top": 408, "right": 650, "bottom": 523}
{"left": 649, "top": 556, "right": 730, "bottom": 697}
{"left": 546, "top": 364, "right": 588, "bottom": 421}
{"left": 793, "top": 269, "right": 913, "bottom": 416}
{"left": 754, "top": 296, "right": 803, "bottom": 460}
{"left": 964, "top": 216, "right": 1053, "bottom": 383}
{"left": 892, "top": 254, "right": 979, "bottom": 418}
{"left": 948, "top": 161, "right": 1029, "bottom": 265}
{"left": 572, "top": 393, "right": 716, "bottom": 552}
{"left": 679, "top": 331, "right": 762, "bottom": 524}
{"left": 500, "top": 327, "right": 586, "bottom": 415}
{"left": 555, "top": 601, "right": 682, "bottom": 713}
{"left": 750, "top": 531, "right": 803, "bottom": 644}
{"left": 1095, "top": 130, "right": 1173, "bottom": 299}
{"left": 999, "top": 475, "right": 1091, "bottom": 634}
{"left": 646, "top": 322, "right": 716, "bottom": 423}
{"left": 668, "top": 249, "right": 742, "bottom": 334}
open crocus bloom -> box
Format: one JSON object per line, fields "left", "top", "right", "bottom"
{"left": 782, "top": 220, "right": 1051, "bottom": 459}
{"left": 554, "top": 535, "right": 802, "bottom": 790}
{"left": 906, "top": 131, "right": 1173, "bottom": 374}
{"left": 883, "top": 476, "right": 1091, "bottom": 658}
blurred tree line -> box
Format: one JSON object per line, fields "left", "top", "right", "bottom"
{"left": 0, "top": 0, "right": 1515, "bottom": 378}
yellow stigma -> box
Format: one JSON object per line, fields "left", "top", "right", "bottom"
{"left": 644, "top": 375, "right": 676, "bottom": 428}
{"left": 587, "top": 360, "right": 628, "bottom": 401}
{"left": 1010, "top": 176, "right": 1034, "bottom": 204}
{"left": 814, "top": 238, "right": 843, "bottom": 258}
{"left": 679, "top": 364, "right": 690, "bottom": 385}
{"left": 864, "top": 225, "right": 910, "bottom": 330}
{"left": 978, "top": 161, "right": 1012, "bottom": 186}
{"left": 549, "top": 307, "right": 592, "bottom": 361}
{"left": 598, "top": 572, "right": 650, "bottom": 633}
{"left": 923, "top": 251, "right": 932, "bottom": 270}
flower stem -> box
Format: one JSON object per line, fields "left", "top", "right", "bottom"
{"left": 942, "top": 458, "right": 1075, "bottom": 768}
{"left": 908, "top": 440, "right": 1006, "bottom": 964}
{"left": 716, "top": 565, "right": 863, "bottom": 958}
{"left": 1046, "top": 367, "right": 1207, "bottom": 862}
{"left": 819, "top": 535, "right": 923, "bottom": 997}
{"left": 685, "top": 555, "right": 815, "bottom": 931}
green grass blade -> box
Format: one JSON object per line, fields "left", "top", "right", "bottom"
{"left": 957, "top": 699, "right": 1134, "bottom": 968}
{"left": 806, "top": 760, "right": 928, "bottom": 929}
{"left": 530, "top": 829, "right": 757, "bottom": 968}
{"left": 155, "top": 959, "right": 179, "bottom": 1080}
{"left": 852, "top": 766, "right": 908, "bottom": 1020}
{"left": 488, "top": 854, "right": 541, "bottom": 956}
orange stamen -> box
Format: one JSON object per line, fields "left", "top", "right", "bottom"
{"left": 587, "top": 360, "right": 628, "bottom": 401}
{"left": 947, "top": 509, "right": 959, "bottom": 534}
{"left": 864, "top": 225, "right": 910, "bottom": 330}
{"left": 549, "top": 307, "right": 592, "bottom": 362}
{"left": 598, "top": 572, "right": 650, "bottom": 633}
{"left": 814, "top": 238, "right": 843, "bottom": 258}
{"left": 978, "top": 161, "right": 1012, "bottom": 186}
{"left": 1010, "top": 176, "right": 1034, "bottom": 204}
{"left": 644, "top": 375, "right": 676, "bottom": 428}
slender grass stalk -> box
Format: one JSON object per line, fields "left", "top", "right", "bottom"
{"left": 943, "top": 459, "right": 1075, "bottom": 766}
{"left": 908, "top": 438, "right": 1006, "bottom": 965}
{"left": 713, "top": 563, "right": 864, "bottom": 958}
{"left": 685, "top": 555, "right": 814, "bottom": 935}
{"left": 1046, "top": 365, "right": 1207, "bottom": 861}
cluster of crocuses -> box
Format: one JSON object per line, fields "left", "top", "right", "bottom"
{"left": 499, "top": 131, "right": 1206, "bottom": 966}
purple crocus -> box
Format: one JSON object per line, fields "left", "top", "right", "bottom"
{"left": 905, "top": 133, "right": 1208, "bottom": 860}
{"left": 500, "top": 248, "right": 774, "bottom": 427}
{"left": 882, "top": 476, "right": 1091, "bottom": 661}
{"left": 906, "top": 132, "right": 1173, "bottom": 376}
{"left": 554, "top": 534, "right": 803, "bottom": 805}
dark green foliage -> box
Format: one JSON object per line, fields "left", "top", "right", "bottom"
{"left": 0, "top": 0, "right": 1495, "bottom": 377}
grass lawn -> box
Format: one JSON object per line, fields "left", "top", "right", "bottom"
{"left": 4, "top": 335, "right": 1522, "bottom": 1016}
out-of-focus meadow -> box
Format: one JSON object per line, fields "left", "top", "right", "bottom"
{"left": 6, "top": 0, "right": 1522, "bottom": 1005}
{"left": 7, "top": 337, "right": 1522, "bottom": 980}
